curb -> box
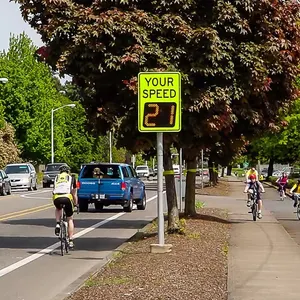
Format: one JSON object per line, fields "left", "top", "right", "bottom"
{"left": 52, "top": 219, "right": 156, "bottom": 300}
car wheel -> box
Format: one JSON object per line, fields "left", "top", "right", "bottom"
{"left": 1, "top": 186, "right": 7, "bottom": 196}
{"left": 137, "top": 191, "right": 146, "bottom": 210}
{"left": 79, "top": 199, "right": 89, "bottom": 212}
{"left": 33, "top": 182, "right": 38, "bottom": 190}
{"left": 124, "top": 193, "right": 133, "bottom": 212}
{"left": 28, "top": 182, "right": 33, "bottom": 191}
{"left": 7, "top": 184, "right": 11, "bottom": 195}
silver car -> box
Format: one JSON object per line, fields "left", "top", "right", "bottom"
{"left": 5, "top": 163, "right": 38, "bottom": 191}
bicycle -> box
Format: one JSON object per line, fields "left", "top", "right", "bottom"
{"left": 278, "top": 184, "right": 285, "bottom": 201}
{"left": 248, "top": 188, "right": 258, "bottom": 221}
{"left": 59, "top": 204, "right": 79, "bottom": 256}
{"left": 293, "top": 194, "right": 300, "bottom": 220}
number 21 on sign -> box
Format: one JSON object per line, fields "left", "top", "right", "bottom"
{"left": 143, "top": 102, "right": 177, "bottom": 128}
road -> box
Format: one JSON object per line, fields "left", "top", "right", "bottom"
{"left": 0, "top": 185, "right": 160, "bottom": 300}
{"left": 263, "top": 184, "right": 300, "bottom": 245}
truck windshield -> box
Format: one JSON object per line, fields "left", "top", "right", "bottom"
{"left": 46, "top": 164, "right": 64, "bottom": 172}
{"left": 81, "top": 165, "right": 121, "bottom": 179}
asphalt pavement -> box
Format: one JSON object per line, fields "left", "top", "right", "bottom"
{"left": 0, "top": 186, "right": 161, "bottom": 300}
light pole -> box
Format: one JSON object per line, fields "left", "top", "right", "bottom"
{"left": 0, "top": 78, "right": 8, "bottom": 84}
{"left": 109, "top": 131, "right": 112, "bottom": 163}
{"left": 51, "top": 104, "right": 76, "bottom": 163}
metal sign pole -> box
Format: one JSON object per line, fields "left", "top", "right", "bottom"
{"left": 157, "top": 132, "right": 164, "bottom": 245}
{"left": 179, "top": 148, "right": 183, "bottom": 213}
{"left": 201, "top": 149, "right": 204, "bottom": 189}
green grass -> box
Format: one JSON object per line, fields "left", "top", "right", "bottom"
{"left": 222, "top": 242, "right": 229, "bottom": 256}
{"left": 195, "top": 201, "right": 205, "bottom": 209}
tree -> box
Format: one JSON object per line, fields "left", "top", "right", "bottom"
{"left": 16, "top": 0, "right": 300, "bottom": 222}
{"left": 0, "top": 33, "right": 62, "bottom": 163}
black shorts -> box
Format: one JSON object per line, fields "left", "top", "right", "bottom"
{"left": 53, "top": 197, "right": 73, "bottom": 217}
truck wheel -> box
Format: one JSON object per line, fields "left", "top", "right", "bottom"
{"left": 95, "top": 203, "right": 104, "bottom": 211}
{"left": 137, "top": 192, "right": 146, "bottom": 210}
{"left": 124, "top": 193, "right": 133, "bottom": 212}
{"left": 79, "top": 199, "right": 89, "bottom": 212}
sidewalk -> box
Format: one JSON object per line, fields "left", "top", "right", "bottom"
{"left": 197, "top": 177, "right": 300, "bottom": 300}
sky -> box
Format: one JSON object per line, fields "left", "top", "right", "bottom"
{"left": 0, "top": 1, "right": 43, "bottom": 52}
{"left": 0, "top": 1, "right": 70, "bottom": 83}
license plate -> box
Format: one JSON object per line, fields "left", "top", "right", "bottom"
{"left": 92, "top": 194, "right": 105, "bottom": 199}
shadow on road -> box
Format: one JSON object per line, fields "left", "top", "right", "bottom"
{"left": 2, "top": 218, "right": 150, "bottom": 229}
{"left": 0, "top": 235, "right": 132, "bottom": 252}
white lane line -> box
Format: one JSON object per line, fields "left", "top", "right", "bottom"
{"left": 0, "top": 193, "right": 161, "bottom": 278}
{"left": 20, "top": 190, "right": 52, "bottom": 198}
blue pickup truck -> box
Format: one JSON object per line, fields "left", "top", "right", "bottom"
{"left": 77, "top": 163, "right": 146, "bottom": 212}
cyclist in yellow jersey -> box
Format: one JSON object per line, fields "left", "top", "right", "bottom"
{"left": 53, "top": 165, "right": 78, "bottom": 248}
{"left": 290, "top": 179, "right": 300, "bottom": 208}
{"left": 244, "top": 167, "right": 259, "bottom": 205}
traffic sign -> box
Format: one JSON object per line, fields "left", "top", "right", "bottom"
{"left": 138, "top": 72, "right": 181, "bottom": 132}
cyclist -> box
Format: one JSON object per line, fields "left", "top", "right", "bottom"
{"left": 52, "top": 165, "right": 78, "bottom": 248}
{"left": 276, "top": 172, "right": 288, "bottom": 198}
{"left": 244, "top": 174, "right": 265, "bottom": 219}
{"left": 290, "top": 179, "right": 300, "bottom": 207}
{"left": 244, "top": 167, "right": 259, "bottom": 204}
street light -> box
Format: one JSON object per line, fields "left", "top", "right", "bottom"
{"left": 0, "top": 78, "right": 8, "bottom": 84}
{"left": 51, "top": 103, "right": 76, "bottom": 163}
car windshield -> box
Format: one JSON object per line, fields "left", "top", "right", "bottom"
{"left": 136, "top": 166, "right": 148, "bottom": 170}
{"left": 46, "top": 164, "right": 64, "bottom": 172}
{"left": 5, "top": 165, "right": 29, "bottom": 174}
{"left": 81, "top": 164, "right": 121, "bottom": 179}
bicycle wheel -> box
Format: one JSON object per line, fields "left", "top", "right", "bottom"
{"left": 65, "top": 227, "right": 69, "bottom": 254}
{"left": 297, "top": 204, "right": 300, "bottom": 221}
{"left": 60, "top": 222, "right": 66, "bottom": 256}
{"left": 252, "top": 203, "right": 257, "bottom": 221}
{"left": 280, "top": 190, "right": 283, "bottom": 201}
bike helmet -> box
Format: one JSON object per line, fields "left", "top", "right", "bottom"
{"left": 59, "top": 165, "right": 70, "bottom": 173}
{"left": 249, "top": 174, "right": 256, "bottom": 180}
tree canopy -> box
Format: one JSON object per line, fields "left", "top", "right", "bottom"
{"left": 14, "top": 0, "right": 300, "bottom": 220}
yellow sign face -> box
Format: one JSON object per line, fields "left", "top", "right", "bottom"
{"left": 138, "top": 72, "right": 181, "bottom": 132}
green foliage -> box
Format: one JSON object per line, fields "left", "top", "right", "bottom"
{"left": 249, "top": 98, "right": 300, "bottom": 165}
{"left": 0, "top": 122, "right": 21, "bottom": 168}
{"left": 195, "top": 201, "right": 205, "bottom": 209}
{"left": 0, "top": 34, "right": 105, "bottom": 170}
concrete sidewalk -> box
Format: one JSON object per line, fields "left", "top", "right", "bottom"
{"left": 197, "top": 177, "right": 300, "bottom": 300}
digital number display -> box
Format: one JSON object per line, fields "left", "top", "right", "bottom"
{"left": 143, "top": 102, "right": 177, "bottom": 128}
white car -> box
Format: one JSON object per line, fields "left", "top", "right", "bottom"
{"left": 135, "top": 165, "right": 150, "bottom": 178}
{"left": 5, "top": 163, "right": 38, "bottom": 191}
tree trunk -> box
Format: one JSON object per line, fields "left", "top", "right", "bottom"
{"left": 163, "top": 144, "right": 180, "bottom": 233}
{"left": 267, "top": 157, "right": 274, "bottom": 178}
{"left": 227, "top": 165, "right": 232, "bottom": 176}
{"left": 184, "top": 156, "right": 197, "bottom": 216}
{"left": 221, "top": 167, "right": 225, "bottom": 177}
{"left": 208, "top": 159, "right": 217, "bottom": 186}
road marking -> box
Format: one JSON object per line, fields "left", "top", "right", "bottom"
{"left": 20, "top": 190, "right": 51, "bottom": 198}
{"left": 0, "top": 193, "right": 161, "bottom": 278}
{"left": 0, "top": 204, "right": 53, "bottom": 221}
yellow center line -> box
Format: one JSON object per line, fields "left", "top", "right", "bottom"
{"left": 0, "top": 203, "right": 53, "bottom": 221}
